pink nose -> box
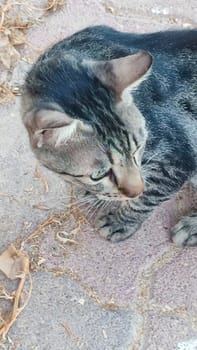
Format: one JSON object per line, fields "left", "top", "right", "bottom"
{"left": 117, "top": 167, "right": 144, "bottom": 198}
{"left": 119, "top": 182, "right": 144, "bottom": 198}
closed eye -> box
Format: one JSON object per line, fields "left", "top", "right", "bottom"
{"left": 90, "top": 169, "right": 111, "bottom": 181}
{"left": 59, "top": 171, "right": 84, "bottom": 177}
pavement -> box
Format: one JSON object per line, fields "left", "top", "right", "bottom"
{"left": 0, "top": 1, "right": 197, "bottom": 349}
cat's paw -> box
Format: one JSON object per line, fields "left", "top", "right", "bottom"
{"left": 95, "top": 213, "right": 138, "bottom": 242}
{"left": 171, "top": 215, "right": 197, "bottom": 246}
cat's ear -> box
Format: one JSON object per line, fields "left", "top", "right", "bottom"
{"left": 23, "top": 108, "right": 92, "bottom": 148}
{"left": 90, "top": 51, "right": 152, "bottom": 99}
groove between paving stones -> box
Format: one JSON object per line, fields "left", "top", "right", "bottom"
{"left": 128, "top": 245, "right": 183, "bottom": 349}
{"left": 48, "top": 266, "right": 131, "bottom": 312}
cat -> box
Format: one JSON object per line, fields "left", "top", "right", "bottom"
{"left": 21, "top": 25, "right": 197, "bottom": 246}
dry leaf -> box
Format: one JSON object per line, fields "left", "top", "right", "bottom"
{"left": 0, "top": 245, "right": 29, "bottom": 280}
{"left": 0, "top": 245, "right": 31, "bottom": 342}
{"left": 0, "top": 33, "right": 20, "bottom": 69}
{"left": 0, "top": 82, "right": 15, "bottom": 104}
{"left": 0, "top": 0, "right": 66, "bottom": 104}
{"left": 9, "top": 29, "right": 26, "bottom": 46}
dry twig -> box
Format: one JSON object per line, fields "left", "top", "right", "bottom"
{"left": 46, "top": 0, "right": 65, "bottom": 12}
{"left": 0, "top": 245, "right": 31, "bottom": 343}
{"left": 23, "top": 214, "right": 59, "bottom": 243}
{"left": 62, "top": 322, "right": 80, "bottom": 345}
{"left": 35, "top": 165, "right": 49, "bottom": 193}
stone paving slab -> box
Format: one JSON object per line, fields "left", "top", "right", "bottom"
{"left": 142, "top": 313, "right": 197, "bottom": 350}
{"left": 8, "top": 272, "right": 138, "bottom": 350}
{"left": 1, "top": 0, "right": 197, "bottom": 349}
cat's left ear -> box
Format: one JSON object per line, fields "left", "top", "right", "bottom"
{"left": 90, "top": 51, "right": 152, "bottom": 99}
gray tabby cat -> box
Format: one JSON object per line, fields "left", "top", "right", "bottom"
{"left": 22, "top": 26, "right": 197, "bottom": 246}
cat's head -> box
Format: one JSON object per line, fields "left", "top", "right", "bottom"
{"left": 22, "top": 51, "right": 152, "bottom": 201}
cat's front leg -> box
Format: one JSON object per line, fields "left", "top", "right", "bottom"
{"left": 171, "top": 214, "right": 197, "bottom": 246}
{"left": 171, "top": 174, "right": 197, "bottom": 246}
{"left": 95, "top": 192, "right": 165, "bottom": 242}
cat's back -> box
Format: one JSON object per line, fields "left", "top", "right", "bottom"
{"left": 40, "top": 26, "right": 197, "bottom": 87}
{"left": 45, "top": 25, "right": 197, "bottom": 57}
{"left": 25, "top": 26, "right": 197, "bottom": 129}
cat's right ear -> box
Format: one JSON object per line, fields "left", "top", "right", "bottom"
{"left": 89, "top": 51, "right": 152, "bottom": 99}
{"left": 23, "top": 107, "right": 92, "bottom": 149}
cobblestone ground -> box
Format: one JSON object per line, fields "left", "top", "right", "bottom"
{"left": 0, "top": 1, "right": 197, "bottom": 349}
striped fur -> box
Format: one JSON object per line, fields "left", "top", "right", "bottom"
{"left": 22, "top": 26, "right": 197, "bottom": 245}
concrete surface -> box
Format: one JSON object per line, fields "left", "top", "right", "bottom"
{"left": 1, "top": 1, "right": 197, "bottom": 349}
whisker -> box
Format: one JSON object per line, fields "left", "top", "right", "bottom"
{"left": 101, "top": 200, "right": 111, "bottom": 213}
{"left": 64, "top": 196, "right": 97, "bottom": 209}
{"left": 86, "top": 199, "right": 99, "bottom": 217}
{"left": 88, "top": 200, "right": 104, "bottom": 221}
{"left": 142, "top": 151, "right": 161, "bottom": 166}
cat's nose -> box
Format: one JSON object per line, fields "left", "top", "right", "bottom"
{"left": 119, "top": 180, "right": 144, "bottom": 198}
{"left": 118, "top": 167, "right": 144, "bottom": 198}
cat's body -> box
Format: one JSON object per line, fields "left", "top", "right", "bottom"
{"left": 22, "top": 26, "right": 197, "bottom": 245}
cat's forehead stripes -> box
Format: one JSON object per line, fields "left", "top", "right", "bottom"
{"left": 106, "top": 151, "right": 114, "bottom": 164}
{"left": 132, "top": 134, "right": 138, "bottom": 148}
